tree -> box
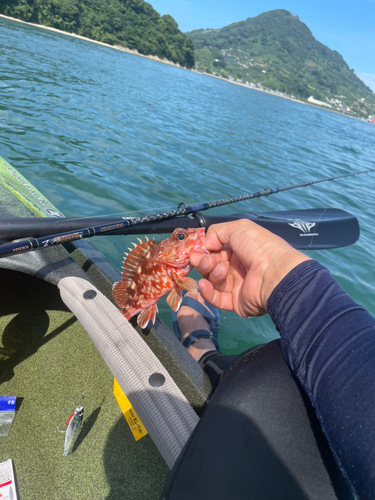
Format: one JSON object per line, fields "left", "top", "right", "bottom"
{"left": 0, "top": 0, "right": 195, "bottom": 67}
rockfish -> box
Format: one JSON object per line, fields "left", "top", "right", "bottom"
{"left": 113, "top": 227, "right": 207, "bottom": 328}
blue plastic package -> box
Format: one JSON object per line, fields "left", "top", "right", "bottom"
{"left": 0, "top": 397, "right": 16, "bottom": 437}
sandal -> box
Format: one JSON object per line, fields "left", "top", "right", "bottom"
{"left": 171, "top": 291, "right": 220, "bottom": 352}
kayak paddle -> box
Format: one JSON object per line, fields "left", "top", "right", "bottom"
{"left": 0, "top": 208, "right": 359, "bottom": 258}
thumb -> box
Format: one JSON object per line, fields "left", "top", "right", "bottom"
{"left": 205, "top": 220, "right": 247, "bottom": 251}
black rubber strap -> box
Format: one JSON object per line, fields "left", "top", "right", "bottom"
{"left": 182, "top": 329, "right": 220, "bottom": 351}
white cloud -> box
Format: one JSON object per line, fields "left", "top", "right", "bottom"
{"left": 358, "top": 73, "right": 375, "bottom": 92}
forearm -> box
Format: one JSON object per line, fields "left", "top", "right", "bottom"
{"left": 268, "top": 260, "right": 375, "bottom": 499}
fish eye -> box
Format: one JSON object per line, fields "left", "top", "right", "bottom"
{"left": 176, "top": 232, "right": 186, "bottom": 241}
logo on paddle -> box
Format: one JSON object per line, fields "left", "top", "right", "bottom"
{"left": 288, "top": 219, "right": 319, "bottom": 237}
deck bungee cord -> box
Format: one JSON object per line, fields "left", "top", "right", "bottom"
{"left": 0, "top": 167, "right": 372, "bottom": 258}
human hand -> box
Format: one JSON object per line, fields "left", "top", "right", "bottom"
{"left": 190, "top": 219, "right": 311, "bottom": 317}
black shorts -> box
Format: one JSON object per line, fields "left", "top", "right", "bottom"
{"left": 160, "top": 340, "right": 352, "bottom": 499}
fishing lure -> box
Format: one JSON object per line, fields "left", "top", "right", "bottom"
{"left": 63, "top": 403, "right": 84, "bottom": 457}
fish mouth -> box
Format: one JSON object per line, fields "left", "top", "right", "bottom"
{"left": 195, "top": 227, "right": 208, "bottom": 253}
{"left": 171, "top": 259, "right": 193, "bottom": 273}
{"left": 170, "top": 257, "right": 192, "bottom": 269}
{"left": 193, "top": 247, "right": 208, "bottom": 255}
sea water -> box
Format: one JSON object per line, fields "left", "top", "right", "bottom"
{"left": 1, "top": 17, "right": 374, "bottom": 353}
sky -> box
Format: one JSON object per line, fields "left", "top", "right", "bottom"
{"left": 149, "top": 0, "right": 375, "bottom": 92}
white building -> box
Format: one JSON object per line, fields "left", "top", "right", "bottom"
{"left": 307, "top": 96, "right": 332, "bottom": 108}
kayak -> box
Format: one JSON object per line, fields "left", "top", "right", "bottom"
{"left": 0, "top": 156, "right": 209, "bottom": 499}
{"left": 0, "top": 154, "right": 364, "bottom": 499}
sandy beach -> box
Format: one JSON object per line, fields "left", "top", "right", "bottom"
{"left": 0, "top": 14, "right": 366, "bottom": 121}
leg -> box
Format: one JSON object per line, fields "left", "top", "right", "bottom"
{"left": 160, "top": 340, "right": 352, "bottom": 500}
{"left": 174, "top": 292, "right": 237, "bottom": 390}
{"left": 176, "top": 291, "right": 218, "bottom": 360}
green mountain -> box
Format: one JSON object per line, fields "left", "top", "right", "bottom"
{"left": 186, "top": 9, "right": 374, "bottom": 116}
{"left": 0, "top": 0, "right": 195, "bottom": 68}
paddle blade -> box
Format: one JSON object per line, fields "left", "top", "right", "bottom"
{"left": 121, "top": 208, "right": 360, "bottom": 249}
{"left": 228, "top": 209, "right": 360, "bottom": 249}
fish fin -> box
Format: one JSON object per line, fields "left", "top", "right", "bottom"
{"left": 137, "top": 304, "right": 158, "bottom": 329}
{"left": 119, "top": 237, "right": 156, "bottom": 287}
{"left": 113, "top": 280, "right": 133, "bottom": 310}
{"left": 151, "top": 303, "right": 158, "bottom": 324}
{"left": 167, "top": 287, "right": 183, "bottom": 312}
{"left": 171, "top": 270, "right": 199, "bottom": 294}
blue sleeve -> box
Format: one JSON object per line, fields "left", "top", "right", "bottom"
{"left": 267, "top": 260, "right": 375, "bottom": 500}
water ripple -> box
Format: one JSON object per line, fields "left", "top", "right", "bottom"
{"left": 1, "top": 17, "right": 375, "bottom": 350}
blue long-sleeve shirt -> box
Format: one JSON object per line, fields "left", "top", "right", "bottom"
{"left": 268, "top": 260, "right": 375, "bottom": 499}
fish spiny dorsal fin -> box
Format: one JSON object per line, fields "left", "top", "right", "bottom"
{"left": 120, "top": 236, "right": 155, "bottom": 286}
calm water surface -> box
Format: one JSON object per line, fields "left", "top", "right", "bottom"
{"left": 1, "top": 17, "right": 375, "bottom": 353}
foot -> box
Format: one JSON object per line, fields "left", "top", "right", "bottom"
{"left": 176, "top": 292, "right": 218, "bottom": 361}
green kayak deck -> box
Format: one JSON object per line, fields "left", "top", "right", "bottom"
{"left": 0, "top": 156, "right": 210, "bottom": 499}
{"left": 0, "top": 268, "right": 168, "bottom": 499}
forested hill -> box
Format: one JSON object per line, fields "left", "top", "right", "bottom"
{"left": 186, "top": 10, "right": 375, "bottom": 115}
{"left": 0, "top": 0, "right": 194, "bottom": 68}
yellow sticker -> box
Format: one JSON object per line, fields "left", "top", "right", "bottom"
{"left": 113, "top": 379, "right": 148, "bottom": 441}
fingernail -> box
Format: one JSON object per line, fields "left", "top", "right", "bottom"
{"left": 200, "top": 259, "right": 211, "bottom": 273}
{"left": 212, "top": 265, "right": 222, "bottom": 278}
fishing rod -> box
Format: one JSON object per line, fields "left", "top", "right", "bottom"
{"left": 0, "top": 167, "right": 372, "bottom": 239}
{"left": 0, "top": 168, "right": 371, "bottom": 258}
